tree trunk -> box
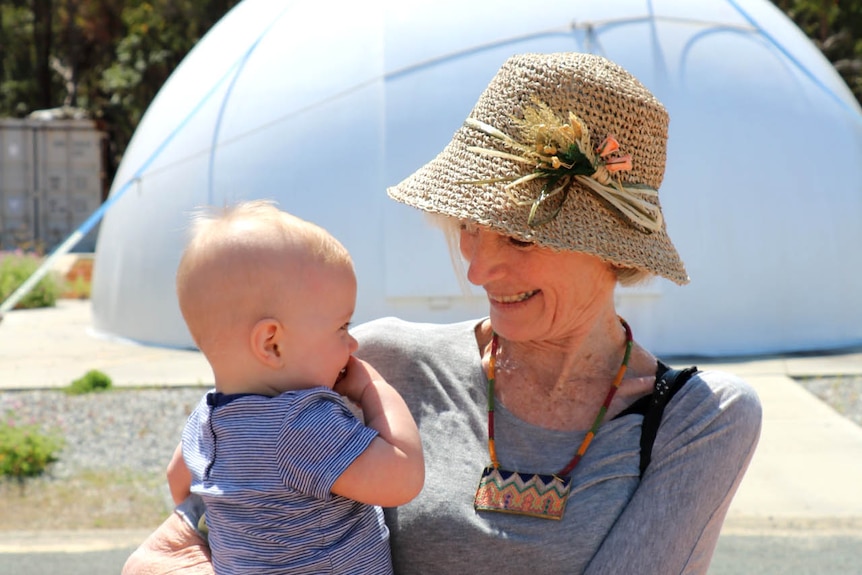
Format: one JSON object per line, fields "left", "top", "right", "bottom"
{"left": 65, "top": 0, "right": 80, "bottom": 107}
{"left": 819, "top": 0, "right": 830, "bottom": 42}
{"left": 32, "top": 0, "right": 54, "bottom": 109}
{"left": 0, "top": 7, "right": 5, "bottom": 89}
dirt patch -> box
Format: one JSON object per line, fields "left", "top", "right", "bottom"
{"left": 0, "top": 469, "right": 171, "bottom": 531}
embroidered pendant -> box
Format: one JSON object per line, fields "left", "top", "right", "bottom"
{"left": 474, "top": 466, "right": 571, "bottom": 520}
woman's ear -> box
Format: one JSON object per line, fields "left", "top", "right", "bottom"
{"left": 250, "top": 318, "right": 285, "bottom": 368}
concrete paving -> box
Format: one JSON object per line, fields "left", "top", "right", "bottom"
{"left": 0, "top": 299, "right": 213, "bottom": 390}
{"left": 2, "top": 299, "right": 862, "bottom": 573}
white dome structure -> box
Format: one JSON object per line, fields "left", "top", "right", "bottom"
{"left": 91, "top": 0, "right": 862, "bottom": 356}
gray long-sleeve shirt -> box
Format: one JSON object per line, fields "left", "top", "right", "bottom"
{"left": 353, "top": 317, "right": 761, "bottom": 575}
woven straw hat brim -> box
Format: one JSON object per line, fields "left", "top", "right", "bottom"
{"left": 387, "top": 52, "right": 689, "bottom": 285}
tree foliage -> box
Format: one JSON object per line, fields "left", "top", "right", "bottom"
{"left": 0, "top": 1, "right": 858, "bottom": 187}
{"left": 772, "top": 0, "right": 862, "bottom": 106}
{"left": 0, "top": 0, "right": 239, "bottom": 181}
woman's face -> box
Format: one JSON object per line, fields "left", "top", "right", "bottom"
{"left": 458, "top": 222, "right": 617, "bottom": 343}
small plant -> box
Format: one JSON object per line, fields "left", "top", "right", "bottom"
{"left": 0, "top": 417, "right": 64, "bottom": 483}
{"left": 66, "top": 369, "right": 113, "bottom": 395}
{"left": 60, "top": 257, "right": 93, "bottom": 299}
{"left": 0, "top": 250, "right": 60, "bottom": 309}
{"left": 63, "top": 274, "right": 92, "bottom": 299}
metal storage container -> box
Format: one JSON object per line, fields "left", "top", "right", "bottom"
{"left": 0, "top": 119, "right": 37, "bottom": 249}
{"left": 0, "top": 113, "right": 106, "bottom": 252}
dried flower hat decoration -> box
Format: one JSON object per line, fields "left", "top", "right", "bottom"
{"left": 388, "top": 53, "right": 689, "bottom": 285}
{"left": 459, "top": 97, "right": 664, "bottom": 232}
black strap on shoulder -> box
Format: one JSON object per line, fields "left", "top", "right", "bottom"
{"left": 638, "top": 361, "right": 699, "bottom": 477}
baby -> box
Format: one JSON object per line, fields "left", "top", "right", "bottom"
{"left": 166, "top": 200, "right": 424, "bottom": 574}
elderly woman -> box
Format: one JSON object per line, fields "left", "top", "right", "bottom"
{"left": 124, "top": 52, "right": 761, "bottom": 575}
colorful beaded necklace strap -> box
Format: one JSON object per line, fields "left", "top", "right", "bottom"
{"left": 486, "top": 316, "right": 634, "bottom": 476}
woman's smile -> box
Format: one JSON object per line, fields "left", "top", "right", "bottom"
{"left": 487, "top": 289, "right": 539, "bottom": 304}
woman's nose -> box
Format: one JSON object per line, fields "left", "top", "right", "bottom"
{"left": 461, "top": 229, "right": 504, "bottom": 286}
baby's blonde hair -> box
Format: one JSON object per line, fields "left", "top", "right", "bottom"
{"left": 176, "top": 200, "right": 351, "bottom": 352}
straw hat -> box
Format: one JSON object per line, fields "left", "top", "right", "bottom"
{"left": 387, "top": 52, "right": 689, "bottom": 285}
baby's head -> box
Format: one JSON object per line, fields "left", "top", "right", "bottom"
{"left": 176, "top": 200, "right": 357, "bottom": 394}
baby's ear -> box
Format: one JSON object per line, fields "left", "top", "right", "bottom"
{"left": 250, "top": 318, "right": 285, "bottom": 368}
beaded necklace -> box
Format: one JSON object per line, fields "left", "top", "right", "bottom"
{"left": 474, "top": 317, "right": 634, "bottom": 520}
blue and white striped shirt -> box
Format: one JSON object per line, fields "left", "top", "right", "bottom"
{"left": 182, "top": 387, "right": 392, "bottom": 574}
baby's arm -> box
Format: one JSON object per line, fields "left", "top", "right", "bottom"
{"left": 332, "top": 356, "right": 424, "bottom": 507}
{"left": 166, "top": 441, "right": 192, "bottom": 506}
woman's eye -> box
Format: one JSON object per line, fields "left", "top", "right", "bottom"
{"left": 508, "top": 236, "right": 534, "bottom": 248}
{"left": 459, "top": 221, "right": 479, "bottom": 235}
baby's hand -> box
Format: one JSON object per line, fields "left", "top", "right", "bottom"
{"left": 333, "top": 356, "right": 378, "bottom": 404}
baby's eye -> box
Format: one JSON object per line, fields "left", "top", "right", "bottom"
{"left": 340, "top": 322, "right": 351, "bottom": 331}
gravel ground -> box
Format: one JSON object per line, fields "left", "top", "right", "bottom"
{"left": 0, "top": 387, "right": 207, "bottom": 480}
{"left": 0, "top": 388, "right": 205, "bottom": 490}
{"left": 795, "top": 375, "right": 862, "bottom": 428}
{"left": 0, "top": 376, "right": 860, "bottom": 530}
{"left": 0, "top": 386, "right": 210, "bottom": 530}
{"left": 1, "top": 376, "right": 860, "bottom": 483}
{"left": 1, "top": 381, "right": 860, "bottom": 575}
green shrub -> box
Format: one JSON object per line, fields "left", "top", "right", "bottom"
{"left": 66, "top": 369, "right": 113, "bottom": 395}
{"left": 0, "top": 419, "right": 64, "bottom": 481}
{"left": 0, "top": 251, "right": 60, "bottom": 309}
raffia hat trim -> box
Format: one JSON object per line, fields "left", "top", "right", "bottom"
{"left": 460, "top": 97, "right": 664, "bottom": 232}
{"left": 387, "top": 52, "right": 689, "bottom": 285}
